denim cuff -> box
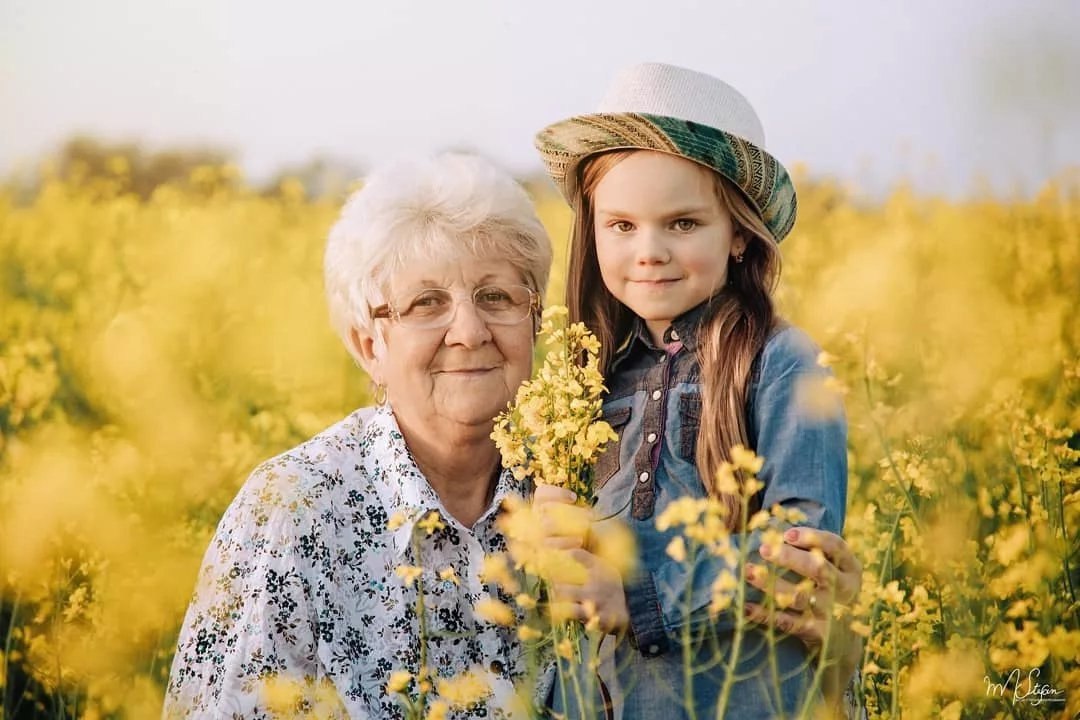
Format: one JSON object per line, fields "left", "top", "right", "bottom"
{"left": 626, "top": 571, "right": 668, "bottom": 657}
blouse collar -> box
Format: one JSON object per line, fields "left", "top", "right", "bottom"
{"left": 360, "top": 404, "right": 519, "bottom": 557}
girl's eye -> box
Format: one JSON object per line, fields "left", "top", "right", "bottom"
{"left": 673, "top": 219, "right": 697, "bottom": 231}
{"left": 611, "top": 221, "right": 634, "bottom": 233}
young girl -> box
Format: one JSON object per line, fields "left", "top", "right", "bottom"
{"left": 532, "top": 63, "right": 849, "bottom": 718}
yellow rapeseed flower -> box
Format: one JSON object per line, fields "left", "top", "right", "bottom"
{"left": 514, "top": 593, "right": 537, "bottom": 610}
{"left": 666, "top": 536, "right": 687, "bottom": 563}
{"left": 517, "top": 625, "right": 543, "bottom": 641}
{"left": 417, "top": 511, "right": 446, "bottom": 536}
{"left": 386, "top": 669, "right": 412, "bottom": 694}
{"left": 589, "top": 520, "right": 638, "bottom": 576}
{"left": 479, "top": 553, "right": 520, "bottom": 594}
{"left": 714, "top": 462, "right": 739, "bottom": 495}
{"left": 655, "top": 497, "right": 706, "bottom": 532}
{"left": 394, "top": 565, "right": 424, "bottom": 587}
{"left": 475, "top": 597, "right": 515, "bottom": 627}
{"left": 387, "top": 511, "right": 408, "bottom": 531}
{"left": 425, "top": 699, "right": 449, "bottom": 720}
{"left": 760, "top": 528, "right": 784, "bottom": 563}
{"left": 436, "top": 669, "right": 491, "bottom": 708}
{"left": 729, "top": 444, "right": 764, "bottom": 474}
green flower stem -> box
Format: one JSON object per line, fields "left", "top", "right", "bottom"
{"left": 681, "top": 543, "right": 697, "bottom": 720}
{"left": 715, "top": 491, "right": 753, "bottom": 718}
{"left": 3, "top": 589, "right": 21, "bottom": 718}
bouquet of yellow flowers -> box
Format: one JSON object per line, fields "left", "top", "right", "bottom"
{"left": 489, "top": 306, "right": 625, "bottom": 717}
{"left": 491, "top": 306, "right": 617, "bottom": 502}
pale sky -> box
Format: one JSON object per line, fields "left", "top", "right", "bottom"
{"left": 2, "top": 0, "right": 1078, "bottom": 196}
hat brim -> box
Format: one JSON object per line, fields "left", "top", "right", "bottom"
{"left": 535, "top": 112, "right": 796, "bottom": 241}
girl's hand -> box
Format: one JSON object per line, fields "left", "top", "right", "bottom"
{"left": 533, "top": 484, "right": 591, "bottom": 550}
{"left": 532, "top": 485, "right": 629, "bottom": 633}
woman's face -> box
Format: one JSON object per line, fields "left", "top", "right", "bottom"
{"left": 355, "top": 257, "right": 535, "bottom": 432}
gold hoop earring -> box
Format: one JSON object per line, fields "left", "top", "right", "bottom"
{"left": 374, "top": 383, "right": 387, "bottom": 407}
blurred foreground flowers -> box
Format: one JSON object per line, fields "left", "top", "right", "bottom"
{"left": 490, "top": 306, "right": 623, "bottom": 718}
{"left": 1, "top": 164, "right": 1078, "bottom": 718}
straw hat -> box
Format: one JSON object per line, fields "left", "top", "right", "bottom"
{"left": 535, "top": 62, "right": 797, "bottom": 241}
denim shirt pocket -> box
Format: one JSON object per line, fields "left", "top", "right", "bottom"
{"left": 677, "top": 392, "right": 702, "bottom": 460}
{"left": 594, "top": 405, "right": 632, "bottom": 490}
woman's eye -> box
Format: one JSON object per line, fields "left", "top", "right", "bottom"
{"left": 477, "top": 290, "right": 511, "bottom": 304}
{"left": 673, "top": 219, "right": 697, "bottom": 231}
{"left": 410, "top": 292, "right": 449, "bottom": 309}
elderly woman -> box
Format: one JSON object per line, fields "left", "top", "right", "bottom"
{"left": 163, "top": 153, "right": 861, "bottom": 719}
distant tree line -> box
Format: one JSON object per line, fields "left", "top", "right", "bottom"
{"left": 14, "top": 136, "right": 368, "bottom": 200}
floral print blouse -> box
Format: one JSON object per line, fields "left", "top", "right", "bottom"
{"left": 164, "top": 405, "right": 539, "bottom": 719}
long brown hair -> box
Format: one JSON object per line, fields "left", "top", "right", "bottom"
{"left": 567, "top": 150, "right": 783, "bottom": 527}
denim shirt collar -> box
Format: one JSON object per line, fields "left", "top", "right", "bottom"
{"left": 609, "top": 296, "right": 720, "bottom": 372}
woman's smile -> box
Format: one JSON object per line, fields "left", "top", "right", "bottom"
{"left": 437, "top": 366, "right": 497, "bottom": 375}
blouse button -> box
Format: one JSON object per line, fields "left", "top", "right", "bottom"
{"left": 490, "top": 659, "right": 505, "bottom": 674}
{"left": 651, "top": 389, "right": 662, "bottom": 400}
{"left": 638, "top": 471, "right": 650, "bottom": 483}
{"left": 647, "top": 432, "right": 658, "bottom": 443}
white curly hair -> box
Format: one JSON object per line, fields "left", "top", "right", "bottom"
{"left": 324, "top": 152, "right": 552, "bottom": 361}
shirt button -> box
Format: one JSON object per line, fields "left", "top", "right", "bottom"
{"left": 651, "top": 389, "right": 662, "bottom": 400}
{"left": 647, "top": 432, "right": 657, "bottom": 443}
{"left": 638, "top": 471, "right": 650, "bottom": 483}
{"left": 648, "top": 644, "right": 661, "bottom": 655}
{"left": 490, "top": 659, "right": 504, "bottom": 674}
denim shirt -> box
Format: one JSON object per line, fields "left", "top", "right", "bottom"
{"left": 579, "top": 300, "right": 848, "bottom": 719}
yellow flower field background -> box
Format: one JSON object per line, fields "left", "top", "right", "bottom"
{"left": 0, "top": 162, "right": 1078, "bottom": 718}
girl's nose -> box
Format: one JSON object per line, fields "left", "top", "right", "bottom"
{"left": 635, "top": 229, "right": 670, "bottom": 264}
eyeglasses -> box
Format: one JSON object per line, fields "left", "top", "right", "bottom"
{"left": 370, "top": 284, "right": 539, "bottom": 329}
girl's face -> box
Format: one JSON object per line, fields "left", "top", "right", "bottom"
{"left": 591, "top": 151, "right": 746, "bottom": 345}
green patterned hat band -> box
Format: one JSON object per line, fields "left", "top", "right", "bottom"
{"left": 534, "top": 64, "right": 797, "bottom": 241}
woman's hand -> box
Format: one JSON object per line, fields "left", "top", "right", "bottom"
{"left": 743, "top": 527, "right": 860, "bottom": 647}
{"left": 743, "top": 527, "right": 863, "bottom": 703}
{"left": 532, "top": 484, "right": 629, "bottom": 633}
